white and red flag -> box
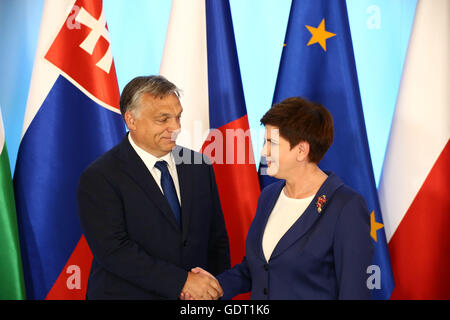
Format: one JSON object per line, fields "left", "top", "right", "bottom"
{"left": 379, "top": 0, "right": 450, "bottom": 299}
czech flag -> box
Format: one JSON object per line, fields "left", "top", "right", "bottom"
{"left": 160, "top": 0, "right": 261, "bottom": 299}
{"left": 14, "top": 0, "right": 124, "bottom": 299}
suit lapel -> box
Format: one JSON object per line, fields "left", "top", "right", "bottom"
{"left": 115, "top": 136, "right": 181, "bottom": 232}
{"left": 268, "top": 172, "right": 344, "bottom": 261}
{"left": 173, "top": 146, "right": 193, "bottom": 241}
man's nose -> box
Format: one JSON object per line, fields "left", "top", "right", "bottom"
{"left": 168, "top": 118, "right": 181, "bottom": 131}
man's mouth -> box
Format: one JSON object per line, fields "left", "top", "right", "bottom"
{"left": 162, "top": 137, "right": 176, "bottom": 142}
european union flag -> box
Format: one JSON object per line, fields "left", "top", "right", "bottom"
{"left": 260, "top": 0, "right": 394, "bottom": 299}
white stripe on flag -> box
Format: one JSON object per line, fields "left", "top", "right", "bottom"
{"left": 22, "top": 0, "right": 76, "bottom": 138}
{"left": 160, "top": 0, "right": 210, "bottom": 152}
{"left": 379, "top": 0, "right": 450, "bottom": 241}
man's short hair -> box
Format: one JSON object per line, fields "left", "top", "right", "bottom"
{"left": 119, "top": 75, "right": 181, "bottom": 118}
{"left": 260, "top": 97, "right": 334, "bottom": 163}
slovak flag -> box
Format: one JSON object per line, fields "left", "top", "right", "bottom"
{"left": 160, "top": 0, "right": 261, "bottom": 299}
{"left": 14, "top": 0, "right": 124, "bottom": 299}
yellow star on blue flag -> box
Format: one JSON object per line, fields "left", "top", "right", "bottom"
{"left": 305, "top": 18, "right": 336, "bottom": 51}
{"left": 370, "top": 211, "right": 384, "bottom": 242}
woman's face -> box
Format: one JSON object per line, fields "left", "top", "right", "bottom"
{"left": 261, "top": 125, "right": 299, "bottom": 179}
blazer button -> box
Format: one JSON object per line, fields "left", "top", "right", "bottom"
{"left": 183, "top": 240, "right": 188, "bottom": 247}
{"left": 263, "top": 288, "right": 268, "bottom": 295}
{"left": 263, "top": 264, "right": 269, "bottom": 271}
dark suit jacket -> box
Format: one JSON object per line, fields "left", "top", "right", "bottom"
{"left": 77, "top": 135, "right": 230, "bottom": 299}
{"left": 217, "top": 172, "right": 374, "bottom": 299}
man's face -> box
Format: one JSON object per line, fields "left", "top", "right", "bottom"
{"left": 125, "top": 92, "right": 183, "bottom": 158}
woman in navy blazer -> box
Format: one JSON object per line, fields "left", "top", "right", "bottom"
{"left": 194, "top": 97, "right": 374, "bottom": 299}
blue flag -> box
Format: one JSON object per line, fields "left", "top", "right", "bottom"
{"left": 259, "top": 0, "right": 394, "bottom": 299}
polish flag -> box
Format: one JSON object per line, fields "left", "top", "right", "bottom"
{"left": 14, "top": 0, "right": 124, "bottom": 299}
{"left": 160, "top": 0, "right": 260, "bottom": 299}
{"left": 378, "top": 0, "right": 450, "bottom": 299}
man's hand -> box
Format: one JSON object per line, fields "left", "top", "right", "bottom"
{"left": 180, "top": 268, "right": 223, "bottom": 300}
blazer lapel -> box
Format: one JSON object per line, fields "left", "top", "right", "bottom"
{"left": 256, "top": 181, "right": 285, "bottom": 262}
{"left": 115, "top": 136, "right": 181, "bottom": 232}
{"left": 269, "top": 172, "right": 344, "bottom": 261}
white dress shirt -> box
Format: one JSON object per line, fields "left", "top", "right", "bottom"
{"left": 262, "top": 189, "right": 314, "bottom": 262}
{"left": 128, "top": 134, "right": 181, "bottom": 204}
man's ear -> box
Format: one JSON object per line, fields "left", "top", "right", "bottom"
{"left": 296, "top": 141, "right": 310, "bottom": 162}
{"left": 124, "top": 111, "right": 136, "bottom": 131}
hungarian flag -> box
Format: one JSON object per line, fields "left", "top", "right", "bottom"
{"left": 160, "top": 0, "right": 260, "bottom": 298}
{"left": 0, "top": 107, "right": 26, "bottom": 299}
{"left": 379, "top": 0, "right": 450, "bottom": 299}
{"left": 14, "top": 0, "right": 124, "bottom": 299}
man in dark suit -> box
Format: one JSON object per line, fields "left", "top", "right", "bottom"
{"left": 77, "top": 75, "right": 230, "bottom": 299}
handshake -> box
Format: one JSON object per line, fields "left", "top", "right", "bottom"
{"left": 180, "top": 267, "right": 223, "bottom": 300}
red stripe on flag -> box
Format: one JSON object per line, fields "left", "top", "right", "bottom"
{"left": 202, "top": 115, "right": 260, "bottom": 265}
{"left": 202, "top": 115, "right": 260, "bottom": 300}
{"left": 45, "top": 236, "right": 93, "bottom": 300}
{"left": 389, "top": 140, "right": 450, "bottom": 299}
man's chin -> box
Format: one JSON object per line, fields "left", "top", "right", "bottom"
{"left": 164, "top": 141, "right": 177, "bottom": 151}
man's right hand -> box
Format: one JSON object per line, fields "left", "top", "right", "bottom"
{"left": 181, "top": 270, "right": 223, "bottom": 300}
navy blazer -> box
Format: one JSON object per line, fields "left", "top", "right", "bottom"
{"left": 77, "top": 135, "right": 230, "bottom": 299}
{"left": 217, "top": 172, "right": 374, "bottom": 299}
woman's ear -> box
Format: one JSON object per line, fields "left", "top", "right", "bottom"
{"left": 296, "top": 141, "right": 310, "bottom": 162}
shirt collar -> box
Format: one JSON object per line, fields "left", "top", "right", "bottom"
{"left": 128, "top": 133, "right": 176, "bottom": 171}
